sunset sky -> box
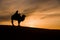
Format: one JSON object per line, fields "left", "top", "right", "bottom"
{"left": 0, "top": 0, "right": 60, "bottom": 29}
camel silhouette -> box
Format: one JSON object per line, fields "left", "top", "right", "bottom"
{"left": 11, "top": 10, "right": 26, "bottom": 26}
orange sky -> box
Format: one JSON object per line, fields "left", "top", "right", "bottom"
{"left": 0, "top": 0, "right": 60, "bottom": 29}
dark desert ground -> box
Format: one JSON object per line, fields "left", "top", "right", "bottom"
{"left": 0, "top": 25, "right": 60, "bottom": 33}
{"left": 0, "top": 25, "right": 60, "bottom": 39}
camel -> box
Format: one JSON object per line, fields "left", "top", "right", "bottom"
{"left": 11, "top": 10, "right": 26, "bottom": 26}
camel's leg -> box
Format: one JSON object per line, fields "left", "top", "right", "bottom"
{"left": 18, "top": 21, "right": 20, "bottom": 26}
{"left": 11, "top": 20, "right": 14, "bottom": 26}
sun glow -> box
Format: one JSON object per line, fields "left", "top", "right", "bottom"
{"left": 0, "top": 12, "right": 60, "bottom": 29}
{"left": 21, "top": 15, "right": 43, "bottom": 27}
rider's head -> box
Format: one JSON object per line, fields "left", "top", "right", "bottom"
{"left": 16, "top": 10, "right": 18, "bottom": 13}
{"left": 15, "top": 10, "right": 18, "bottom": 14}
